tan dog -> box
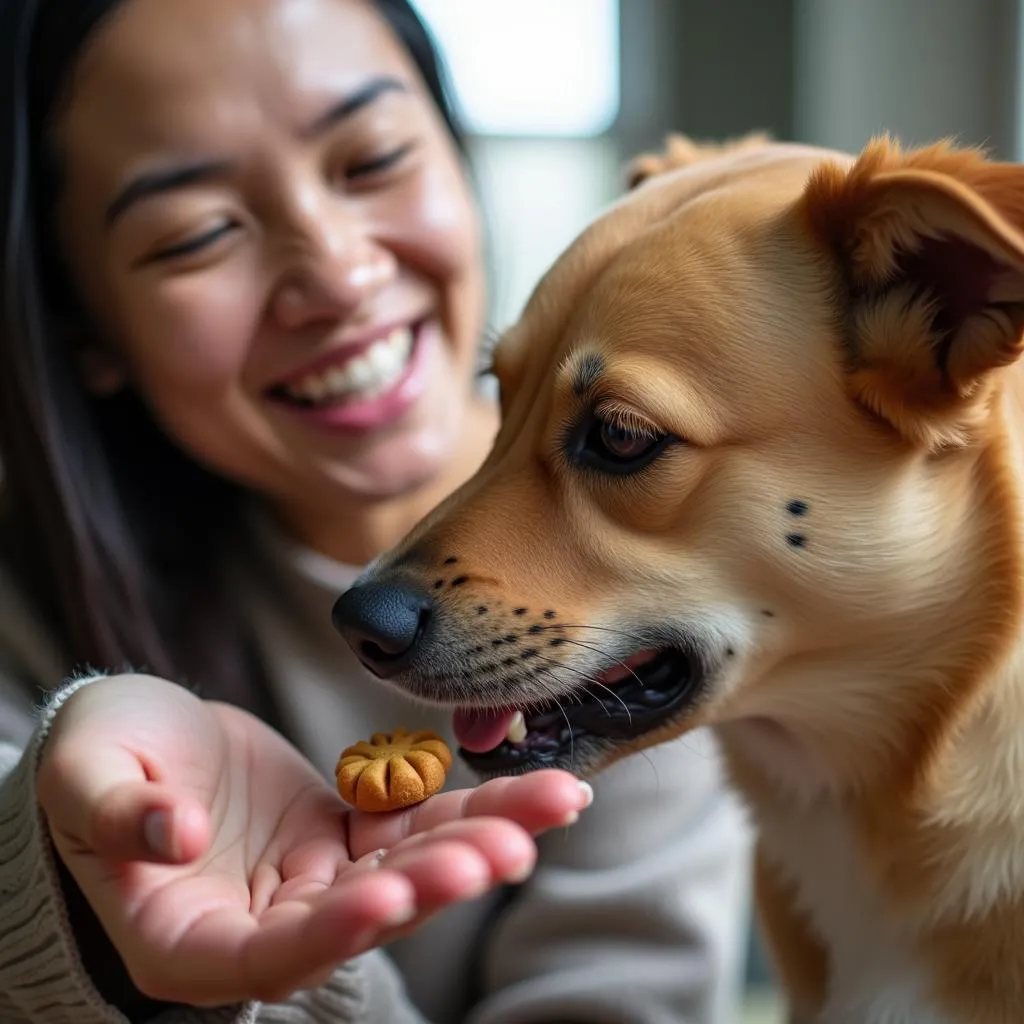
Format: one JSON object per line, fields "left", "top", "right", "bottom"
{"left": 333, "top": 132, "right": 1024, "bottom": 1023}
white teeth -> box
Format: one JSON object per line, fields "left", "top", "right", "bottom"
{"left": 282, "top": 326, "right": 414, "bottom": 404}
{"left": 506, "top": 711, "right": 527, "bottom": 745}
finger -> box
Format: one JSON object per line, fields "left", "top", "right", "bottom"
{"left": 460, "top": 771, "right": 594, "bottom": 831}
{"left": 367, "top": 839, "right": 494, "bottom": 943}
{"left": 267, "top": 845, "right": 386, "bottom": 908}
{"left": 368, "top": 823, "right": 539, "bottom": 948}
{"left": 384, "top": 820, "right": 536, "bottom": 895}
{"left": 39, "top": 744, "right": 210, "bottom": 865}
{"left": 347, "top": 769, "right": 592, "bottom": 859}
{"left": 130, "top": 870, "right": 416, "bottom": 1006}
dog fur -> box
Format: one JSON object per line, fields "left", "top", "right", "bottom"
{"left": 353, "top": 133, "right": 1024, "bottom": 1022}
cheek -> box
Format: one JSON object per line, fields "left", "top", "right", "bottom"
{"left": 111, "top": 266, "right": 263, "bottom": 397}
{"left": 387, "top": 153, "right": 480, "bottom": 287}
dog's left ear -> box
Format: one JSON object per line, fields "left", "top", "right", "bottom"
{"left": 804, "top": 136, "right": 1024, "bottom": 449}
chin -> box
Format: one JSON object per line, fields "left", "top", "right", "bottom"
{"left": 329, "top": 437, "right": 458, "bottom": 505}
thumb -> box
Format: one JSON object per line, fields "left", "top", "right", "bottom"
{"left": 40, "top": 744, "right": 210, "bottom": 865}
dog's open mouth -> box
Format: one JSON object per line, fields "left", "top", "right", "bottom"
{"left": 453, "top": 647, "right": 700, "bottom": 773}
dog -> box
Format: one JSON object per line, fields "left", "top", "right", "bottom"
{"left": 332, "top": 131, "right": 1024, "bottom": 1023}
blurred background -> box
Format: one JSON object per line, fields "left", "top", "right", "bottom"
{"left": 410, "top": 0, "right": 1022, "bottom": 1019}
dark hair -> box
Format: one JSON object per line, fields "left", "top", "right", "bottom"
{"left": 0, "top": 0, "right": 467, "bottom": 708}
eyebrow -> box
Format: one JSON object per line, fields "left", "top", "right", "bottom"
{"left": 305, "top": 75, "right": 407, "bottom": 136}
{"left": 104, "top": 74, "right": 409, "bottom": 228}
{"left": 570, "top": 352, "right": 606, "bottom": 397}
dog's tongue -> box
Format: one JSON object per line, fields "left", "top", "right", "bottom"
{"left": 453, "top": 707, "right": 517, "bottom": 753}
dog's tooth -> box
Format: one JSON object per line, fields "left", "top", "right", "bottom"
{"left": 506, "top": 710, "right": 527, "bottom": 745}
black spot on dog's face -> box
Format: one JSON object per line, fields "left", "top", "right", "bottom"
{"left": 443, "top": 556, "right": 459, "bottom": 566}
{"left": 783, "top": 498, "right": 810, "bottom": 550}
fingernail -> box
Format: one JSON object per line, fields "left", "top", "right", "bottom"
{"left": 143, "top": 809, "right": 176, "bottom": 860}
{"left": 368, "top": 849, "right": 387, "bottom": 870}
{"left": 382, "top": 901, "right": 416, "bottom": 928}
{"left": 578, "top": 781, "right": 594, "bottom": 808}
{"left": 561, "top": 809, "right": 580, "bottom": 827}
{"left": 506, "top": 858, "right": 535, "bottom": 885}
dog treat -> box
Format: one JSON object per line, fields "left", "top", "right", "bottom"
{"left": 335, "top": 727, "right": 453, "bottom": 812}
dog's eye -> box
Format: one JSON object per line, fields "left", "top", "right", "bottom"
{"left": 569, "top": 413, "right": 675, "bottom": 475}
{"left": 599, "top": 420, "right": 656, "bottom": 460}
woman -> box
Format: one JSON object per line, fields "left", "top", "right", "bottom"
{"left": 0, "top": 0, "right": 752, "bottom": 1021}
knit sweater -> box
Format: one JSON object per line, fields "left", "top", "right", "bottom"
{"left": 0, "top": 517, "right": 753, "bottom": 1023}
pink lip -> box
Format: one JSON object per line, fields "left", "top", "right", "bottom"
{"left": 270, "top": 320, "right": 435, "bottom": 433}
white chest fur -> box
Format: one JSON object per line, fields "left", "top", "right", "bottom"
{"left": 757, "top": 805, "right": 953, "bottom": 1023}
{"left": 725, "top": 721, "right": 954, "bottom": 1023}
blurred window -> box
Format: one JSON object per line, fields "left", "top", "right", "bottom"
{"left": 411, "top": 0, "right": 620, "bottom": 137}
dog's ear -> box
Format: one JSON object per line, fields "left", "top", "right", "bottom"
{"left": 625, "top": 131, "right": 771, "bottom": 190}
{"left": 804, "top": 136, "right": 1024, "bottom": 449}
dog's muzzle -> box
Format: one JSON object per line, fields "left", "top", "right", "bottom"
{"left": 332, "top": 576, "right": 709, "bottom": 777}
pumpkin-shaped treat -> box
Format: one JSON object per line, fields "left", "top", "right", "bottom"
{"left": 335, "top": 728, "right": 453, "bottom": 812}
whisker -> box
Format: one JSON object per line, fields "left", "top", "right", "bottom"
{"left": 526, "top": 664, "right": 588, "bottom": 708}
{"left": 554, "top": 699, "right": 575, "bottom": 773}
{"left": 545, "top": 635, "right": 649, "bottom": 694}
{"left": 533, "top": 623, "right": 654, "bottom": 647}
{"left": 530, "top": 651, "right": 630, "bottom": 722}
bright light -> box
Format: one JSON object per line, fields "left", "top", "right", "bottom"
{"left": 410, "top": 0, "right": 620, "bottom": 137}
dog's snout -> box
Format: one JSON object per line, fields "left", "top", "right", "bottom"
{"left": 331, "top": 579, "right": 434, "bottom": 676}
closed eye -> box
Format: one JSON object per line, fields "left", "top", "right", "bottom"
{"left": 347, "top": 143, "right": 416, "bottom": 179}
{"left": 140, "top": 222, "right": 238, "bottom": 265}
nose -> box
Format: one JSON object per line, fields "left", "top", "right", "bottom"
{"left": 271, "top": 206, "right": 397, "bottom": 330}
{"left": 331, "top": 579, "right": 434, "bottom": 677}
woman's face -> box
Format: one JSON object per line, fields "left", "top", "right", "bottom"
{"left": 56, "top": 0, "right": 486, "bottom": 524}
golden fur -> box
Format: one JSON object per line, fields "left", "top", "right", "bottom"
{"left": 357, "top": 133, "right": 1024, "bottom": 1021}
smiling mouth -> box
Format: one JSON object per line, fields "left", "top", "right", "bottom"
{"left": 268, "top": 320, "right": 423, "bottom": 408}
{"left": 453, "top": 647, "right": 702, "bottom": 774}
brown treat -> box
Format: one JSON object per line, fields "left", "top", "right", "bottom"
{"left": 335, "top": 727, "right": 453, "bottom": 812}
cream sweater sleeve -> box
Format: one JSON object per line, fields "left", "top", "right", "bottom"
{"left": 0, "top": 674, "right": 428, "bottom": 1024}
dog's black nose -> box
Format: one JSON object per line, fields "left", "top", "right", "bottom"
{"left": 331, "top": 580, "right": 434, "bottom": 676}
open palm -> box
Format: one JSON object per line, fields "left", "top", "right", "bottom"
{"left": 37, "top": 675, "right": 588, "bottom": 1007}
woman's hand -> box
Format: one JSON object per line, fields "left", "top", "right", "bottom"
{"left": 36, "top": 674, "right": 590, "bottom": 1007}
